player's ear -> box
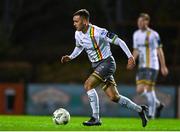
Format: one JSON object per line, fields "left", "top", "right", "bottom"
{"left": 82, "top": 18, "right": 88, "bottom": 25}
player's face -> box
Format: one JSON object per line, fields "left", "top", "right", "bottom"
{"left": 144, "top": 20, "right": 149, "bottom": 27}
{"left": 137, "top": 17, "right": 146, "bottom": 30}
{"left": 73, "top": 15, "right": 85, "bottom": 31}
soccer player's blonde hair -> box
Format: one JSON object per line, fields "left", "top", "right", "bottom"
{"left": 139, "top": 13, "right": 150, "bottom": 22}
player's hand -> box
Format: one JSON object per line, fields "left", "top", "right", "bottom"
{"left": 61, "top": 55, "right": 71, "bottom": 63}
{"left": 161, "top": 66, "right": 168, "bottom": 76}
{"left": 127, "top": 56, "right": 136, "bottom": 70}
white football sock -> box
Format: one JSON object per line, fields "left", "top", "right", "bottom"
{"left": 145, "top": 91, "right": 156, "bottom": 117}
{"left": 152, "top": 90, "right": 160, "bottom": 107}
{"left": 87, "top": 89, "right": 99, "bottom": 119}
{"left": 118, "top": 95, "right": 142, "bottom": 112}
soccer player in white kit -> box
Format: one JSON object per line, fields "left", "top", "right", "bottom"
{"left": 61, "top": 9, "right": 148, "bottom": 127}
{"left": 133, "top": 13, "right": 168, "bottom": 119}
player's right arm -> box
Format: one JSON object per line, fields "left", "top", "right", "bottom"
{"left": 61, "top": 32, "right": 84, "bottom": 64}
{"left": 61, "top": 46, "right": 84, "bottom": 63}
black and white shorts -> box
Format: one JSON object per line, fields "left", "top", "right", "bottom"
{"left": 136, "top": 68, "right": 159, "bottom": 86}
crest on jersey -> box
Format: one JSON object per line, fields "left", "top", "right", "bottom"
{"left": 106, "top": 32, "right": 116, "bottom": 39}
{"left": 101, "top": 30, "right": 107, "bottom": 37}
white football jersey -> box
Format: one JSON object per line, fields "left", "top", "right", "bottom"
{"left": 133, "top": 28, "right": 162, "bottom": 70}
{"left": 74, "top": 24, "right": 117, "bottom": 62}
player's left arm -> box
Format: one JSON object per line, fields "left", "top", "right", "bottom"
{"left": 155, "top": 32, "right": 168, "bottom": 76}
{"left": 114, "top": 37, "right": 136, "bottom": 70}
{"left": 103, "top": 31, "right": 135, "bottom": 70}
{"left": 157, "top": 47, "right": 168, "bottom": 76}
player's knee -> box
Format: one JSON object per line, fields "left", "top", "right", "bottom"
{"left": 110, "top": 94, "right": 120, "bottom": 103}
{"left": 136, "top": 88, "right": 144, "bottom": 94}
{"left": 136, "top": 85, "right": 144, "bottom": 94}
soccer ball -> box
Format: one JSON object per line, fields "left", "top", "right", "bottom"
{"left": 52, "top": 108, "right": 70, "bottom": 125}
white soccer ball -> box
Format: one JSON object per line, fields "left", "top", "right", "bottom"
{"left": 52, "top": 108, "right": 70, "bottom": 125}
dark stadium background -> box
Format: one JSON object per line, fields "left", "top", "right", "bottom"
{"left": 0, "top": 0, "right": 179, "bottom": 118}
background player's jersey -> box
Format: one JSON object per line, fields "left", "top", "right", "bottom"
{"left": 75, "top": 24, "right": 117, "bottom": 62}
{"left": 133, "top": 28, "right": 162, "bottom": 70}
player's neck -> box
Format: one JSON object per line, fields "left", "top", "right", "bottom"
{"left": 141, "top": 27, "right": 149, "bottom": 31}
{"left": 82, "top": 25, "right": 89, "bottom": 34}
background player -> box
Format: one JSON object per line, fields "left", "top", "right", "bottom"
{"left": 61, "top": 9, "right": 148, "bottom": 127}
{"left": 132, "top": 13, "right": 169, "bottom": 119}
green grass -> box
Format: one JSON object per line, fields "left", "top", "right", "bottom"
{"left": 0, "top": 115, "right": 180, "bottom": 131}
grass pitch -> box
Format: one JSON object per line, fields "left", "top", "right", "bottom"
{"left": 0, "top": 115, "right": 180, "bottom": 131}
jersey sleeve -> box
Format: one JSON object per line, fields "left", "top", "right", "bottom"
{"left": 154, "top": 32, "right": 163, "bottom": 48}
{"left": 133, "top": 32, "right": 138, "bottom": 49}
{"left": 69, "top": 46, "right": 84, "bottom": 59}
{"left": 113, "top": 37, "right": 133, "bottom": 58}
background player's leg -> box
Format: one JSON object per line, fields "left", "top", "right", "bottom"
{"left": 153, "top": 87, "right": 165, "bottom": 118}
{"left": 151, "top": 87, "right": 160, "bottom": 107}
{"left": 151, "top": 69, "right": 165, "bottom": 118}
{"left": 136, "top": 68, "right": 158, "bottom": 118}
{"left": 144, "top": 85, "right": 156, "bottom": 118}
{"left": 152, "top": 89, "right": 160, "bottom": 111}
{"left": 136, "top": 84, "right": 146, "bottom": 95}
{"left": 84, "top": 74, "right": 102, "bottom": 120}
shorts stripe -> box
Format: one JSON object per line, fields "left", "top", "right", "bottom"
{"left": 92, "top": 72, "right": 104, "bottom": 82}
{"left": 136, "top": 80, "right": 155, "bottom": 86}
{"left": 101, "top": 79, "right": 117, "bottom": 91}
